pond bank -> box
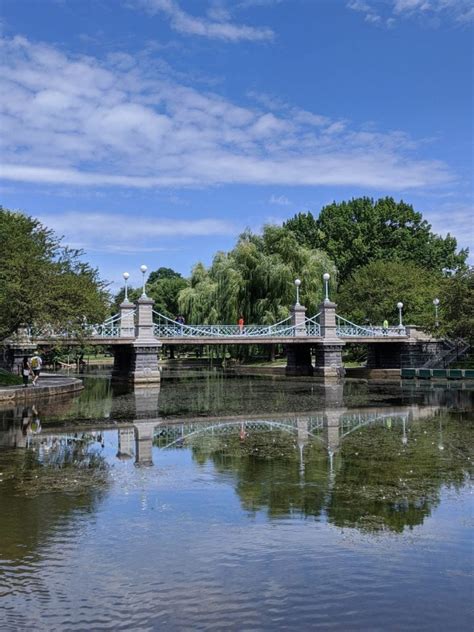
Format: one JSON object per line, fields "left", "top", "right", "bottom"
{"left": 229, "top": 365, "right": 401, "bottom": 380}
{"left": 0, "top": 374, "right": 84, "bottom": 402}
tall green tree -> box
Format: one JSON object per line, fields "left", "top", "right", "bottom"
{"left": 178, "top": 226, "right": 336, "bottom": 324}
{"left": 438, "top": 268, "right": 474, "bottom": 345}
{"left": 147, "top": 267, "right": 182, "bottom": 284}
{"left": 284, "top": 197, "right": 468, "bottom": 281}
{"left": 148, "top": 272, "right": 189, "bottom": 318}
{"left": 0, "top": 207, "right": 108, "bottom": 339}
{"left": 112, "top": 267, "right": 189, "bottom": 319}
{"left": 336, "top": 260, "right": 443, "bottom": 327}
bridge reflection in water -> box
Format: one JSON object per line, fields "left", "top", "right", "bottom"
{"left": 0, "top": 379, "right": 450, "bottom": 469}
{"left": 124, "top": 405, "right": 438, "bottom": 467}
{"left": 0, "top": 381, "right": 470, "bottom": 535}
{"left": 0, "top": 378, "right": 471, "bottom": 632}
{"left": 108, "top": 376, "right": 440, "bottom": 467}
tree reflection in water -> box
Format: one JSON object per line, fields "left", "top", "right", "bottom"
{"left": 164, "top": 412, "right": 472, "bottom": 533}
{"left": 0, "top": 429, "right": 109, "bottom": 562}
{"left": 327, "top": 414, "right": 472, "bottom": 532}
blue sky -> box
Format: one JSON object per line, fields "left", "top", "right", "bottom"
{"left": 1, "top": 0, "right": 472, "bottom": 289}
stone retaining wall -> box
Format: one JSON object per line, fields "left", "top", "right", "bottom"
{"left": 0, "top": 374, "right": 84, "bottom": 403}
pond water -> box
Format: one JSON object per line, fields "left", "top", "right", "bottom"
{"left": 0, "top": 371, "right": 473, "bottom": 631}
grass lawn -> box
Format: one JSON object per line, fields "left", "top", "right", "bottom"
{"left": 0, "top": 368, "right": 23, "bottom": 386}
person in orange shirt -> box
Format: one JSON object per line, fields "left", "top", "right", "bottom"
{"left": 238, "top": 315, "right": 244, "bottom": 334}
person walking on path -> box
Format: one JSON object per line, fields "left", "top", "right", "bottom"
{"left": 21, "top": 356, "right": 31, "bottom": 387}
{"left": 30, "top": 353, "right": 43, "bottom": 386}
{"left": 382, "top": 319, "right": 389, "bottom": 335}
{"left": 238, "top": 315, "right": 245, "bottom": 335}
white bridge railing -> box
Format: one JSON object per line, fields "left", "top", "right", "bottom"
{"left": 152, "top": 311, "right": 306, "bottom": 338}
{"left": 335, "top": 315, "right": 406, "bottom": 337}
{"left": 23, "top": 311, "right": 409, "bottom": 341}
{"left": 27, "top": 312, "right": 124, "bottom": 339}
{"left": 90, "top": 312, "right": 123, "bottom": 337}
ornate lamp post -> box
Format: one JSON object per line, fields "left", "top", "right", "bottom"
{"left": 397, "top": 301, "right": 404, "bottom": 328}
{"left": 294, "top": 278, "right": 301, "bottom": 306}
{"left": 123, "top": 272, "right": 130, "bottom": 302}
{"left": 323, "top": 273, "right": 330, "bottom": 302}
{"left": 140, "top": 265, "right": 148, "bottom": 297}
{"left": 433, "top": 297, "right": 440, "bottom": 327}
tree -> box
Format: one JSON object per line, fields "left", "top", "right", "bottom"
{"left": 0, "top": 207, "right": 109, "bottom": 339}
{"left": 177, "top": 225, "right": 337, "bottom": 325}
{"left": 111, "top": 267, "right": 189, "bottom": 319}
{"left": 148, "top": 267, "right": 182, "bottom": 284}
{"left": 148, "top": 273, "right": 189, "bottom": 318}
{"left": 336, "top": 260, "right": 443, "bottom": 327}
{"left": 327, "top": 414, "right": 468, "bottom": 533}
{"left": 284, "top": 197, "right": 468, "bottom": 281}
{"left": 438, "top": 268, "right": 474, "bottom": 346}
{"left": 281, "top": 211, "right": 322, "bottom": 248}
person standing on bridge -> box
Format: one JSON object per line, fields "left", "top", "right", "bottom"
{"left": 238, "top": 315, "right": 245, "bottom": 335}
{"left": 383, "top": 319, "right": 389, "bottom": 335}
{"left": 176, "top": 315, "right": 185, "bottom": 334}
{"left": 30, "top": 353, "right": 42, "bottom": 386}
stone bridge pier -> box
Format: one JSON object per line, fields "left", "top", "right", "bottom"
{"left": 131, "top": 386, "right": 161, "bottom": 420}
{"left": 366, "top": 328, "right": 445, "bottom": 369}
{"left": 323, "top": 408, "right": 346, "bottom": 455}
{"left": 286, "top": 303, "right": 313, "bottom": 375}
{"left": 117, "top": 427, "right": 135, "bottom": 460}
{"left": 134, "top": 422, "right": 155, "bottom": 466}
{"left": 117, "top": 422, "right": 156, "bottom": 466}
{"left": 112, "top": 295, "right": 161, "bottom": 385}
{"left": 285, "top": 300, "right": 345, "bottom": 378}
{"left": 315, "top": 300, "right": 345, "bottom": 378}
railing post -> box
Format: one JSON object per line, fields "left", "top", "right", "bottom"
{"left": 135, "top": 295, "right": 156, "bottom": 342}
{"left": 291, "top": 303, "right": 307, "bottom": 337}
{"left": 319, "top": 300, "right": 338, "bottom": 340}
{"left": 119, "top": 300, "right": 135, "bottom": 338}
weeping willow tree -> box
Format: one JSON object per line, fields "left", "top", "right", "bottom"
{"left": 178, "top": 225, "right": 337, "bottom": 325}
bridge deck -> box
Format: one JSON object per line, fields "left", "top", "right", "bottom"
{"left": 30, "top": 335, "right": 409, "bottom": 346}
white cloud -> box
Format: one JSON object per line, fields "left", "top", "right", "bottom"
{"left": 347, "top": 0, "right": 474, "bottom": 25}
{"left": 0, "top": 35, "right": 454, "bottom": 191}
{"left": 347, "top": 0, "right": 385, "bottom": 25}
{"left": 269, "top": 195, "right": 291, "bottom": 206}
{"left": 426, "top": 202, "right": 473, "bottom": 260}
{"left": 37, "top": 210, "right": 239, "bottom": 257}
{"left": 135, "top": 0, "right": 274, "bottom": 41}
{"left": 40, "top": 211, "right": 237, "bottom": 239}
